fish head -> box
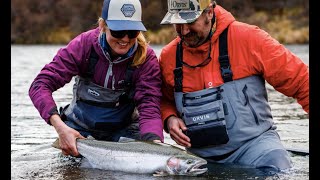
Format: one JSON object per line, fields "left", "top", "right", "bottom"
{"left": 166, "top": 154, "right": 208, "bottom": 176}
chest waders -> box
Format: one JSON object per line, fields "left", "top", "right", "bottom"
{"left": 62, "top": 46, "right": 136, "bottom": 135}
{"left": 174, "top": 28, "right": 231, "bottom": 148}
{"left": 174, "top": 27, "right": 275, "bottom": 156}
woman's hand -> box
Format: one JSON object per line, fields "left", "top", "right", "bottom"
{"left": 50, "top": 114, "right": 85, "bottom": 157}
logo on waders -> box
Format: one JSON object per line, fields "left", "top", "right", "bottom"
{"left": 88, "top": 89, "right": 100, "bottom": 97}
{"left": 192, "top": 114, "right": 210, "bottom": 122}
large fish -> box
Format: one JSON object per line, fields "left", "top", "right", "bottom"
{"left": 52, "top": 138, "right": 208, "bottom": 176}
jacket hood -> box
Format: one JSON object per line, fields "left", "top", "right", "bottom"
{"left": 211, "top": 5, "right": 236, "bottom": 42}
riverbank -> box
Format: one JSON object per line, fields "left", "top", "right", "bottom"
{"left": 11, "top": 10, "right": 309, "bottom": 45}
{"left": 11, "top": 1, "right": 308, "bottom": 45}
{"left": 20, "top": 15, "right": 309, "bottom": 45}
{"left": 145, "top": 10, "right": 309, "bottom": 45}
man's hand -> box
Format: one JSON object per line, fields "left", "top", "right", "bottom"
{"left": 167, "top": 116, "right": 191, "bottom": 148}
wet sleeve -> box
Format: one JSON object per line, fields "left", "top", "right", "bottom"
{"left": 133, "top": 48, "right": 164, "bottom": 142}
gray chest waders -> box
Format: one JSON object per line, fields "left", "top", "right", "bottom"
{"left": 61, "top": 46, "right": 136, "bottom": 133}
{"left": 174, "top": 27, "right": 232, "bottom": 148}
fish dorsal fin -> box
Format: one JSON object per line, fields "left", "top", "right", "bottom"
{"left": 170, "top": 144, "right": 186, "bottom": 151}
{"left": 118, "top": 137, "right": 137, "bottom": 143}
{"left": 153, "top": 142, "right": 173, "bottom": 147}
{"left": 154, "top": 141, "right": 186, "bottom": 151}
{"left": 153, "top": 142, "right": 186, "bottom": 151}
{"left": 86, "top": 135, "right": 96, "bottom": 140}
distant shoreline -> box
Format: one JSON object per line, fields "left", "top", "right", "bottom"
{"left": 11, "top": 1, "right": 308, "bottom": 45}
{"left": 11, "top": 14, "right": 308, "bottom": 45}
{"left": 11, "top": 22, "right": 309, "bottom": 45}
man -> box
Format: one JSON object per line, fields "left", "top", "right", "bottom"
{"left": 159, "top": 0, "right": 309, "bottom": 171}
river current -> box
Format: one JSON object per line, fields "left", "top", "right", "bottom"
{"left": 11, "top": 44, "right": 309, "bottom": 180}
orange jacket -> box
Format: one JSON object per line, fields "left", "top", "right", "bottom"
{"left": 159, "top": 5, "right": 309, "bottom": 123}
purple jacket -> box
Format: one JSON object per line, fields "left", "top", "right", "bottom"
{"left": 29, "top": 27, "right": 164, "bottom": 141}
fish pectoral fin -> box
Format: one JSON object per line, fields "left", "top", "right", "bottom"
{"left": 51, "top": 138, "right": 61, "bottom": 149}
{"left": 153, "top": 170, "right": 169, "bottom": 177}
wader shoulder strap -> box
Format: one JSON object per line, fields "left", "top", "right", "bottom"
{"left": 124, "top": 61, "right": 134, "bottom": 87}
{"left": 85, "top": 46, "right": 99, "bottom": 79}
{"left": 218, "top": 26, "right": 233, "bottom": 83}
{"left": 174, "top": 27, "right": 233, "bottom": 92}
{"left": 122, "top": 60, "right": 135, "bottom": 100}
{"left": 85, "top": 46, "right": 134, "bottom": 88}
{"left": 174, "top": 41, "right": 183, "bottom": 92}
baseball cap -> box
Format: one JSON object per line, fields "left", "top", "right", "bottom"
{"left": 160, "top": 0, "right": 211, "bottom": 24}
{"left": 102, "top": 0, "right": 146, "bottom": 31}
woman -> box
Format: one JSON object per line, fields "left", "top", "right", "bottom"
{"left": 29, "top": 0, "right": 163, "bottom": 157}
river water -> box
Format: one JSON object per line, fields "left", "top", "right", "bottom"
{"left": 11, "top": 44, "right": 309, "bottom": 180}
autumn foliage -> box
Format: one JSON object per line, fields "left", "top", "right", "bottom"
{"left": 11, "top": 0, "right": 309, "bottom": 44}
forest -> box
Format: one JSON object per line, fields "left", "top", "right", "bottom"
{"left": 11, "top": 0, "right": 309, "bottom": 44}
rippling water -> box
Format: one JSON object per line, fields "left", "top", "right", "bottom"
{"left": 11, "top": 44, "right": 309, "bottom": 180}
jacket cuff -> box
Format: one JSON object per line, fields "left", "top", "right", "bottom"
{"left": 47, "top": 106, "right": 59, "bottom": 125}
{"left": 141, "top": 133, "right": 162, "bottom": 142}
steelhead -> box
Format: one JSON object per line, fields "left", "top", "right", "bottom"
{"left": 52, "top": 138, "right": 208, "bottom": 176}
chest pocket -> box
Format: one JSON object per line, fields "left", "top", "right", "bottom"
{"left": 175, "top": 87, "right": 229, "bottom": 148}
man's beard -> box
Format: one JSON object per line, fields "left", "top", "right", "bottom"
{"left": 180, "top": 18, "right": 211, "bottom": 47}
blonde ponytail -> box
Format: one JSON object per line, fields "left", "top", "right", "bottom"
{"left": 132, "top": 32, "right": 148, "bottom": 67}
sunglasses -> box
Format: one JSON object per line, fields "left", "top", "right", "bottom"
{"left": 109, "top": 30, "right": 140, "bottom": 39}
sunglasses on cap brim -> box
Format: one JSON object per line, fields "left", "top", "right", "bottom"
{"left": 109, "top": 30, "right": 140, "bottom": 39}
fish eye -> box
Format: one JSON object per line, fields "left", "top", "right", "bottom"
{"left": 186, "top": 160, "right": 193, "bottom": 164}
